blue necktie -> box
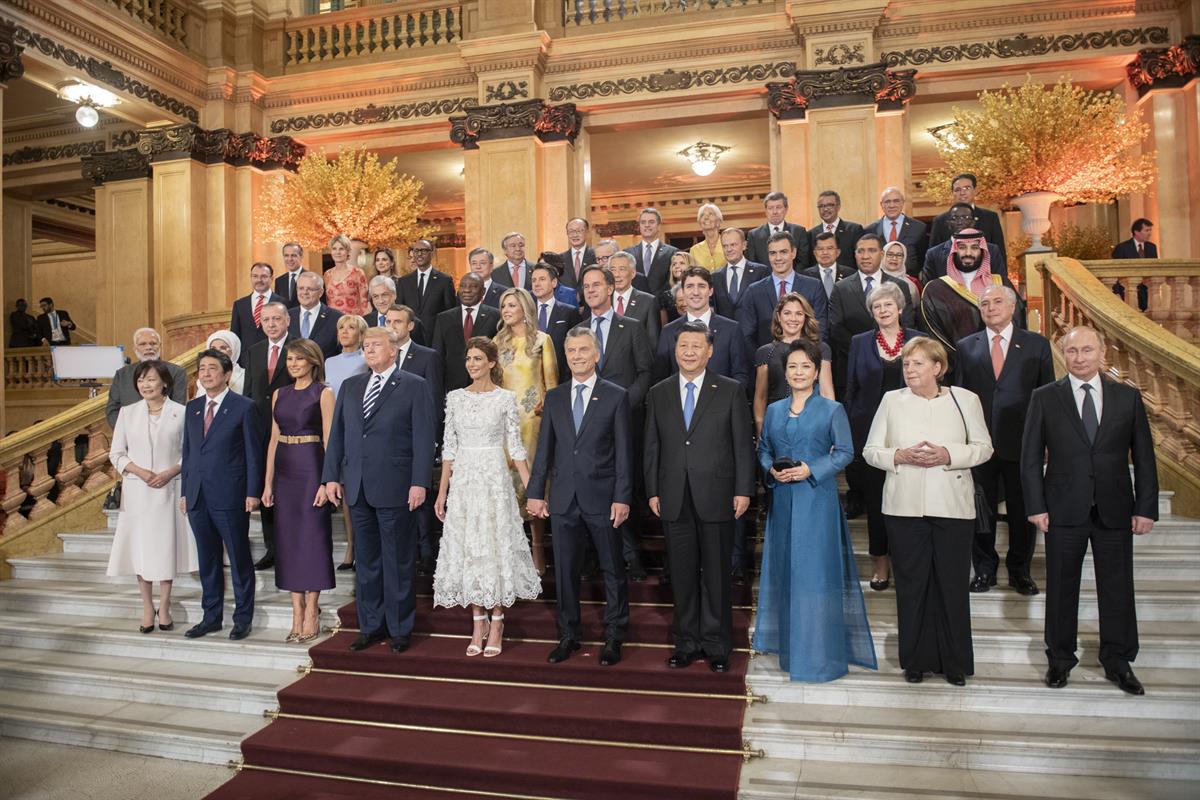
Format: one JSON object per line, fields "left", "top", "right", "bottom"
{"left": 538, "top": 302, "right": 549, "bottom": 333}
{"left": 301, "top": 309, "right": 312, "bottom": 338}
{"left": 573, "top": 384, "right": 586, "bottom": 433}
{"left": 683, "top": 381, "right": 696, "bottom": 429}
{"left": 864, "top": 276, "right": 874, "bottom": 296}
{"left": 362, "top": 374, "right": 382, "bottom": 418}
{"left": 593, "top": 316, "right": 605, "bottom": 359}
{"left": 728, "top": 266, "right": 740, "bottom": 303}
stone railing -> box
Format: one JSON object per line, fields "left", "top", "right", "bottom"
{"left": 281, "top": 1, "right": 463, "bottom": 68}
{"left": 3, "top": 347, "right": 57, "bottom": 391}
{"left": 100, "top": 0, "right": 197, "bottom": 51}
{"left": 163, "top": 309, "right": 232, "bottom": 360}
{"left": 563, "top": 0, "right": 767, "bottom": 27}
{"left": 1037, "top": 255, "right": 1200, "bottom": 514}
{"left": 1081, "top": 259, "right": 1199, "bottom": 343}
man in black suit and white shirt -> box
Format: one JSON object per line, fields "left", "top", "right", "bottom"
{"left": 802, "top": 232, "right": 855, "bottom": 300}
{"left": 274, "top": 242, "right": 307, "bottom": 308}
{"left": 655, "top": 267, "right": 748, "bottom": 388}
{"left": 807, "top": 190, "right": 864, "bottom": 268}
{"left": 738, "top": 231, "right": 829, "bottom": 359}
{"left": 467, "top": 247, "right": 506, "bottom": 309}
{"left": 492, "top": 232, "right": 533, "bottom": 292}
{"left": 230, "top": 263, "right": 285, "bottom": 368}
{"left": 397, "top": 238, "right": 457, "bottom": 344}
{"left": 531, "top": 262, "right": 581, "bottom": 384}
{"left": 35, "top": 297, "right": 76, "bottom": 346}
{"left": 1021, "top": 326, "right": 1158, "bottom": 696}
{"left": 624, "top": 208, "right": 679, "bottom": 294}
{"left": 954, "top": 285, "right": 1054, "bottom": 596}
{"left": 558, "top": 218, "right": 595, "bottom": 290}
{"left": 711, "top": 227, "right": 768, "bottom": 322}
{"left": 865, "top": 186, "right": 928, "bottom": 277}
{"left": 608, "top": 251, "right": 660, "bottom": 348}
{"left": 929, "top": 173, "right": 1007, "bottom": 264}
{"left": 289, "top": 272, "right": 343, "bottom": 358}
{"left": 1111, "top": 218, "right": 1158, "bottom": 259}
{"left": 644, "top": 321, "right": 755, "bottom": 672}
{"left": 746, "top": 191, "right": 809, "bottom": 270}
{"left": 431, "top": 274, "right": 501, "bottom": 392}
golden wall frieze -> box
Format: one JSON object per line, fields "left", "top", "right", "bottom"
{"left": 269, "top": 96, "right": 474, "bottom": 134}
{"left": 547, "top": 61, "right": 795, "bottom": 103}
{"left": 447, "top": 99, "right": 580, "bottom": 150}
{"left": 879, "top": 26, "right": 1171, "bottom": 68}
{"left": 543, "top": 34, "right": 798, "bottom": 75}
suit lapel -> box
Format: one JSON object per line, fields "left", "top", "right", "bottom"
{"left": 575, "top": 385, "right": 603, "bottom": 440}
{"left": 1094, "top": 377, "right": 1118, "bottom": 444}
{"left": 367, "top": 373, "right": 402, "bottom": 424}
{"left": 200, "top": 396, "right": 233, "bottom": 448}
{"left": 687, "top": 379, "right": 720, "bottom": 434}
{"left": 1054, "top": 377, "right": 1091, "bottom": 447}
{"left": 995, "top": 329, "right": 1023, "bottom": 383}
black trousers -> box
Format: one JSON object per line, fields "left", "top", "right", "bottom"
{"left": 552, "top": 498, "right": 629, "bottom": 642}
{"left": 856, "top": 458, "right": 889, "bottom": 557}
{"left": 666, "top": 481, "right": 734, "bottom": 658}
{"left": 886, "top": 515, "right": 974, "bottom": 676}
{"left": 972, "top": 457, "right": 1035, "bottom": 578}
{"left": 1045, "top": 508, "right": 1138, "bottom": 673}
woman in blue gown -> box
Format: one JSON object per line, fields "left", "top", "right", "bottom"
{"left": 753, "top": 339, "right": 878, "bottom": 682}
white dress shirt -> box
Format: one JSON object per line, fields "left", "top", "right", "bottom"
{"left": 820, "top": 218, "right": 842, "bottom": 234}
{"left": 505, "top": 261, "right": 526, "bottom": 287}
{"left": 686, "top": 308, "right": 713, "bottom": 327}
{"left": 202, "top": 386, "right": 231, "bottom": 416}
{"left": 726, "top": 260, "right": 747, "bottom": 292}
{"left": 614, "top": 286, "right": 634, "bottom": 313}
{"left": 461, "top": 304, "right": 481, "bottom": 324}
{"left": 858, "top": 270, "right": 883, "bottom": 294}
{"left": 370, "top": 363, "right": 398, "bottom": 383}
{"left": 250, "top": 290, "right": 271, "bottom": 312}
{"left": 985, "top": 322, "right": 1014, "bottom": 360}
{"left": 1068, "top": 373, "right": 1103, "bottom": 422}
{"left": 299, "top": 303, "right": 320, "bottom": 334}
{"left": 678, "top": 369, "right": 706, "bottom": 408}
{"left": 571, "top": 372, "right": 598, "bottom": 409}
{"left": 396, "top": 339, "right": 412, "bottom": 367}
{"left": 641, "top": 240, "right": 658, "bottom": 267}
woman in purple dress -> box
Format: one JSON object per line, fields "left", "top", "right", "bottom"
{"left": 262, "top": 338, "right": 336, "bottom": 643}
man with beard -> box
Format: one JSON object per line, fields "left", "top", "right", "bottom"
{"left": 922, "top": 203, "right": 1005, "bottom": 286}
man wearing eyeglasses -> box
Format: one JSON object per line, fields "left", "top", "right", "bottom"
{"left": 865, "top": 187, "right": 928, "bottom": 277}
{"left": 397, "top": 238, "right": 457, "bottom": 346}
{"left": 806, "top": 190, "right": 863, "bottom": 268}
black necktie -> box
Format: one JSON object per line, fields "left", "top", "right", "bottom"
{"left": 1080, "top": 384, "right": 1099, "bottom": 444}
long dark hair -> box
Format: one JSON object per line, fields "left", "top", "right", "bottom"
{"left": 466, "top": 336, "right": 505, "bottom": 386}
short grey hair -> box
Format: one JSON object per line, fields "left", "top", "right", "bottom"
{"left": 565, "top": 326, "right": 600, "bottom": 349}
{"left": 263, "top": 301, "right": 289, "bottom": 317}
{"left": 468, "top": 246, "right": 495, "bottom": 265}
{"left": 282, "top": 242, "right": 304, "bottom": 256}
{"left": 866, "top": 281, "right": 906, "bottom": 312}
{"left": 594, "top": 238, "right": 619, "bottom": 257}
{"left": 696, "top": 202, "right": 723, "bottom": 225}
{"left": 132, "top": 327, "right": 161, "bottom": 343}
{"left": 980, "top": 283, "right": 1018, "bottom": 305}
{"left": 368, "top": 275, "right": 396, "bottom": 293}
{"left": 297, "top": 271, "right": 324, "bottom": 291}
{"left": 501, "top": 231, "right": 525, "bottom": 248}
{"left": 879, "top": 186, "right": 905, "bottom": 203}
{"left": 608, "top": 251, "right": 636, "bottom": 271}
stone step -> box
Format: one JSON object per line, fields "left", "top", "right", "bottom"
{"left": 61, "top": 530, "right": 351, "bottom": 564}
{"left": 740, "top": 758, "right": 1199, "bottom": 800}
{"left": 0, "top": 687, "right": 262, "bottom": 765}
{"left": 743, "top": 700, "right": 1200, "bottom": 780}
{"left": 847, "top": 547, "right": 1198, "bottom": 583}
{"left": 746, "top": 656, "right": 1200, "bottom": 720}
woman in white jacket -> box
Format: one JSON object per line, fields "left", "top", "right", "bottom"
{"left": 107, "top": 360, "right": 197, "bottom": 633}
{"left": 864, "top": 336, "right": 992, "bottom": 687}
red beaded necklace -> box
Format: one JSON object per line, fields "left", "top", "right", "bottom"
{"left": 876, "top": 327, "right": 905, "bottom": 359}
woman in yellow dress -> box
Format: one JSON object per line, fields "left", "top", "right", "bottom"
{"left": 494, "top": 287, "right": 558, "bottom": 575}
{"left": 688, "top": 202, "right": 725, "bottom": 271}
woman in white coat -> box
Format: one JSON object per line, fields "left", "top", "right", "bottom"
{"left": 864, "top": 336, "right": 993, "bottom": 687}
{"left": 107, "top": 360, "right": 197, "bottom": 632}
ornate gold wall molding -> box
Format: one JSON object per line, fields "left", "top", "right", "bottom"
{"left": 0, "top": 18, "right": 24, "bottom": 84}
{"left": 447, "top": 99, "right": 581, "bottom": 150}
{"left": 767, "top": 62, "right": 915, "bottom": 119}
{"left": 269, "top": 97, "right": 473, "bottom": 134}
{"left": 543, "top": 35, "right": 798, "bottom": 75}
{"left": 880, "top": 27, "right": 1170, "bottom": 67}
{"left": 1127, "top": 35, "right": 1200, "bottom": 97}
{"left": 547, "top": 62, "right": 794, "bottom": 102}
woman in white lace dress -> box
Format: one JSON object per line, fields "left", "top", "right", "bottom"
{"left": 434, "top": 337, "right": 542, "bottom": 657}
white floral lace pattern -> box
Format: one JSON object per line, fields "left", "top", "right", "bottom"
{"left": 433, "top": 387, "right": 541, "bottom": 609}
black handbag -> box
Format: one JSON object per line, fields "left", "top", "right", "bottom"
{"left": 103, "top": 480, "right": 122, "bottom": 511}
{"left": 948, "top": 388, "right": 993, "bottom": 535}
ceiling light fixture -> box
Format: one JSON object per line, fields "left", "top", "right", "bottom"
{"left": 57, "top": 81, "right": 121, "bottom": 129}
{"left": 928, "top": 123, "right": 968, "bottom": 151}
{"left": 677, "top": 141, "right": 731, "bottom": 177}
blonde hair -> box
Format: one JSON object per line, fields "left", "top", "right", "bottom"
{"left": 328, "top": 234, "right": 352, "bottom": 253}
{"left": 696, "top": 202, "right": 723, "bottom": 226}
{"left": 494, "top": 287, "right": 542, "bottom": 358}
{"left": 900, "top": 336, "right": 948, "bottom": 380}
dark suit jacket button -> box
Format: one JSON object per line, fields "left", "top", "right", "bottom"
{"left": 573, "top": 449, "right": 578, "bottom": 455}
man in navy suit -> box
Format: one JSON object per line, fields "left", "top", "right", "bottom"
{"left": 274, "top": 242, "right": 308, "bottom": 309}
{"left": 467, "top": 247, "right": 507, "bottom": 309}
{"left": 803, "top": 232, "right": 855, "bottom": 300}
{"left": 738, "top": 230, "right": 828, "bottom": 360}
{"left": 558, "top": 218, "right": 595, "bottom": 290}
{"left": 807, "top": 190, "right": 864, "bottom": 268}
{"left": 609, "top": 251, "right": 660, "bottom": 349}
{"left": 955, "top": 285, "right": 1054, "bottom": 596}
{"left": 491, "top": 232, "right": 533, "bottom": 292}
{"left": 623, "top": 208, "right": 679, "bottom": 294}
{"left": 531, "top": 262, "right": 581, "bottom": 384}
{"left": 323, "top": 326, "right": 436, "bottom": 654}
{"left": 746, "top": 191, "right": 809, "bottom": 269}
{"left": 230, "top": 262, "right": 285, "bottom": 368}
{"left": 180, "top": 349, "right": 263, "bottom": 641}
{"left": 387, "top": 304, "right": 444, "bottom": 575}
{"left": 711, "top": 228, "right": 768, "bottom": 322}
{"left": 865, "top": 186, "right": 928, "bottom": 277}
{"left": 528, "top": 327, "right": 633, "bottom": 666}
{"left": 289, "top": 272, "right": 343, "bottom": 358}
{"left": 655, "top": 267, "right": 748, "bottom": 388}
{"left": 1111, "top": 218, "right": 1158, "bottom": 260}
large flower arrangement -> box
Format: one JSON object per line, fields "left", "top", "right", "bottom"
{"left": 926, "top": 77, "right": 1156, "bottom": 207}
{"left": 256, "top": 146, "right": 432, "bottom": 251}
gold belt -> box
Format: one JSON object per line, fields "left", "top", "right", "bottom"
{"left": 279, "top": 434, "right": 321, "bottom": 445}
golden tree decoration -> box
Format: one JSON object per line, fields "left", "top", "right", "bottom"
{"left": 256, "top": 146, "right": 433, "bottom": 251}
{"left": 926, "top": 76, "right": 1156, "bottom": 207}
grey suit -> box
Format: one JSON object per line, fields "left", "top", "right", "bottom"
{"left": 615, "top": 288, "right": 660, "bottom": 349}
{"left": 106, "top": 361, "right": 189, "bottom": 428}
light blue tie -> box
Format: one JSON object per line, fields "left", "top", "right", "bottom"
{"left": 683, "top": 381, "right": 696, "bottom": 429}
{"left": 538, "top": 302, "right": 549, "bottom": 333}
{"left": 864, "top": 275, "right": 874, "bottom": 296}
{"left": 573, "top": 384, "right": 586, "bottom": 433}
{"left": 301, "top": 309, "right": 312, "bottom": 338}
{"left": 593, "top": 316, "right": 605, "bottom": 360}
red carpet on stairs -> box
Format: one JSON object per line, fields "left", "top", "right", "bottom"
{"left": 206, "top": 573, "right": 755, "bottom": 800}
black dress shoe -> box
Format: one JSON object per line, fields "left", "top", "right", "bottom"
{"left": 254, "top": 554, "right": 275, "bottom": 570}
{"left": 390, "top": 636, "right": 411, "bottom": 653}
{"left": 903, "top": 669, "right": 924, "bottom": 683}
{"left": 229, "top": 624, "right": 251, "bottom": 641}
{"left": 184, "top": 620, "right": 222, "bottom": 639}
{"left": 869, "top": 577, "right": 890, "bottom": 592}
{"left": 599, "top": 641, "right": 622, "bottom": 667}
{"left": 349, "top": 631, "right": 387, "bottom": 651}
{"left": 1044, "top": 666, "right": 1070, "bottom": 688}
{"left": 708, "top": 657, "right": 730, "bottom": 673}
{"left": 944, "top": 673, "right": 966, "bottom": 686}
{"left": 1105, "top": 668, "right": 1145, "bottom": 696}
{"left": 667, "top": 651, "right": 700, "bottom": 669}
{"left": 547, "top": 640, "right": 581, "bottom": 664}
{"left": 336, "top": 561, "right": 355, "bottom": 572}
{"left": 1008, "top": 574, "right": 1040, "bottom": 596}
{"left": 659, "top": 572, "right": 671, "bottom": 587}
{"left": 626, "top": 560, "right": 647, "bottom": 582}
{"left": 969, "top": 574, "right": 995, "bottom": 593}
{"left": 731, "top": 568, "right": 747, "bottom": 587}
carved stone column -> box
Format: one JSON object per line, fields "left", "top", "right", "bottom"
{"left": 85, "top": 151, "right": 154, "bottom": 340}
{"left": 0, "top": 18, "right": 24, "bottom": 435}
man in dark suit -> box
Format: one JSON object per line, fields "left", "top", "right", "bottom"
{"left": 802, "top": 231, "right": 854, "bottom": 300}
{"left": 655, "top": 267, "right": 748, "bottom": 388}
{"left": 558, "top": 218, "right": 595, "bottom": 290}
{"left": 106, "top": 327, "right": 188, "bottom": 428}
{"left": 865, "top": 186, "right": 927, "bottom": 277}
{"left": 922, "top": 203, "right": 1005, "bottom": 286}
{"left": 386, "top": 304, "right": 444, "bottom": 575}
{"left": 180, "top": 348, "right": 263, "bottom": 641}
{"left": 746, "top": 191, "right": 809, "bottom": 269}
{"left": 467, "top": 247, "right": 507, "bottom": 309}
{"left": 1111, "top": 218, "right": 1158, "bottom": 259}
{"left": 288, "top": 272, "right": 343, "bottom": 358}
{"left": 644, "top": 321, "right": 755, "bottom": 672}
{"left": 528, "top": 327, "right": 633, "bottom": 666}
{"left": 323, "top": 326, "right": 436, "bottom": 654}
{"left": 274, "top": 242, "right": 307, "bottom": 308}
{"left": 35, "top": 297, "right": 76, "bottom": 346}
{"left": 242, "top": 301, "right": 295, "bottom": 570}
{"left": 230, "top": 263, "right": 285, "bottom": 367}
{"left": 431, "top": 273, "right": 501, "bottom": 392}
{"left": 8, "top": 299, "right": 39, "bottom": 347}
{"left": 531, "top": 262, "right": 581, "bottom": 384}
{"left": 954, "top": 285, "right": 1054, "bottom": 597}
{"left": 1022, "top": 325, "right": 1158, "bottom": 695}
{"left": 608, "top": 251, "right": 660, "bottom": 348}
{"left": 807, "top": 190, "right": 864, "bottom": 268}
{"left": 623, "top": 208, "right": 679, "bottom": 294}
{"left": 739, "top": 231, "right": 829, "bottom": 360}
{"left": 929, "top": 173, "right": 1007, "bottom": 264}
{"left": 366, "top": 275, "right": 397, "bottom": 329}
{"left": 711, "top": 228, "right": 768, "bottom": 322}
{"left": 491, "top": 231, "right": 533, "bottom": 292}
{"left": 397, "top": 239, "right": 457, "bottom": 344}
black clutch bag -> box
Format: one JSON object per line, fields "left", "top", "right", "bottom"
{"left": 949, "top": 388, "right": 993, "bottom": 536}
{"left": 772, "top": 458, "right": 797, "bottom": 472}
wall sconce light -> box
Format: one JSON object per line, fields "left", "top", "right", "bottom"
{"left": 677, "top": 141, "right": 731, "bottom": 177}
{"left": 928, "top": 123, "right": 968, "bottom": 151}
{"left": 57, "top": 81, "right": 121, "bottom": 128}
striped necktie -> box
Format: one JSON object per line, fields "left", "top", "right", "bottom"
{"left": 363, "top": 374, "right": 383, "bottom": 418}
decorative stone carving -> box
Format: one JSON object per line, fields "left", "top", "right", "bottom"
{"left": 82, "top": 126, "right": 304, "bottom": 182}
{"left": 548, "top": 62, "right": 794, "bottom": 101}
{"left": 485, "top": 80, "right": 529, "bottom": 102}
{"left": 814, "top": 43, "right": 865, "bottom": 67}
{"left": 1126, "top": 36, "right": 1200, "bottom": 97}
{"left": 81, "top": 149, "right": 152, "bottom": 184}
{"left": 3, "top": 141, "right": 107, "bottom": 167}
{"left": 768, "top": 63, "right": 917, "bottom": 118}
{"left": 449, "top": 100, "right": 581, "bottom": 150}
{"left": 881, "top": 27, "right": 1169, "bottom": 67}
{"left": 0, "top": 19, "right": 24, "bottom": 84}
{"left": 269, "top": 98, "right": 472, "bottom": 134}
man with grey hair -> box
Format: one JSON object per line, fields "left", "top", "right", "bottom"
{"left": 623, "top": 208, "right": 678, "bottom": 294}
{"left": 468, "top": 246, "right": 506, "bottom": 308}
{"left": 747, "top": 191, "right": 808, "bottom": 269}
{"left": 865, "top": 186, "right": 927, "bottom": 276}
{"left": 954, "top": 283, "right": 1054, "bottom": 597}
{"left": 105, "top": 327, "right": 188, "bottom": 428}
{"left": 289, "top": 271, "right": 343, "bottom": 357}
{"left": 608, "top": 251, "right": 660, "bottom": 347}
{"left": 493, "top": 231, "right": 532, "bottom": 291}
{"left": 367, "top": 275, "right": 397, "bottom": 329}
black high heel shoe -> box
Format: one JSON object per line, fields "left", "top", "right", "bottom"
{"left": 140, "top": 608, "right": 157, "bottom": 634}
{"left": 157, "top": 609, "right": 175, "bottom": 632}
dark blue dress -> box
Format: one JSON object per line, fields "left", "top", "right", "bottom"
{"left": 273, "top": 383, "right": 335, "bottom": 592}
{"left": 752, "top": 394, "right": 877, "bottom": 681}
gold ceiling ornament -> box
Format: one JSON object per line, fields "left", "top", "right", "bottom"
{"left": 677, "top": 141, "right": 731, "bottom": 177}
{"left": 925, "top": 75, "right": 1156, "bottom": 207}
{"left": 255, "top": 145, "right": 433, "bottom": 252}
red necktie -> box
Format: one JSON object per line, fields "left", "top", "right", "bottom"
{"left": 511, "top": 263, "right": 521, "bottom": 286}
{"left": 573, "top": 250, "right": 581, "bottom": 277}
{"left": 825, "top": 224, "right": 833, "bottom": 233}
{"left": 203, "top": 400, "right": 216, "bottom": 436}
{"left": 889, "top": 221, "right": 898, "bottom": 242}
{"left": 253, "top": 294, "right": 264, "bottom": 327}
{"left": 267, "top": 344, "right": 279, "bottom": 381}
{"left": 778, "top": 279, "right": 788, "bottom": 299}
{"left": 616, "top": 294, "right": 625, "bottom": 315}
{"left": 463, "top": 307, "right": 474, "bottom": 341}
{"left": 1136, "top": 242, "right": 1143, "bottom": 257}
{"left": 991, "top": 334, "right": 1004, "bottom": 379}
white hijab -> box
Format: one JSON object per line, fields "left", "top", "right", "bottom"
{"left": 199, "top": 329, "right": 245, "bottom": 396}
